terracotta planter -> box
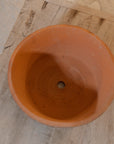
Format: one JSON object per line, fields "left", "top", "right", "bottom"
{"left": 8, "top": 25, "right": 114, "bottom": 127}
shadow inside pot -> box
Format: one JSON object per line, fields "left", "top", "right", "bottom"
{"left": 25, "top": 52, "right": 98, "bottom": 120}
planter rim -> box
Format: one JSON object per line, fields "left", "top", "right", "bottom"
{"left": 8, "top": 24, "right": 114, "bottom": 127}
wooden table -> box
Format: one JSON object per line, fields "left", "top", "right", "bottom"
{"left": 0, "top": 0, "right": 24, "bottom": 54}
{"left": 0, "top": 0, "right": 114, "bottom": 143}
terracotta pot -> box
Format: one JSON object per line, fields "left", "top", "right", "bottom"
{"left": 8, "top": 25, "right": 114, "bottom": 127}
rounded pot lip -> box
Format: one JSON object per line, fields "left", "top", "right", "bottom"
{"left": 8, "top": 24, "right": 114, "bottom": 127}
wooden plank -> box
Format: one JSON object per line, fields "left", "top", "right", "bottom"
{"left": 46, "top": 0, "right": 114, "bottom": 22}
{"left": 0, "top": 0, "right": 114, "bottom": 144}
{"left": 46, "top": 0, "right": 114, "bottom": 15}
{"left": 0, "top": 0, "right": 25, "bottom": 54}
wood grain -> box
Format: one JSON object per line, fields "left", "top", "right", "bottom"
{"left": 46, "top": 0, "right": 114, "bottom": 15}
{"left": 0, "top": 0, "right": 114, "bottom": 144}
{"left": 46, "top": 0, "right": 114, "bottom": 22}
{"left": 0, "top": 0, "right": 25, "bottom": 54}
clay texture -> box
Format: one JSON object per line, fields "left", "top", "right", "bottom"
{"left": 8, "top": 25, "right": 114, "bottom": 127}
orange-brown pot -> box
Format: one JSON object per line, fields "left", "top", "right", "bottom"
{"left": 8, "top": 25, "right": 114, "bottom": 127}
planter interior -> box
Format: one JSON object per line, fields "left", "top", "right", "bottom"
{"left": 8, "top": 25, "right": 114, "bottom": 127}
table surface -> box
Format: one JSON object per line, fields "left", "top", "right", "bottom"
{"left": 0, "top": 0, "right": 114, "bottom": 144}
{"left": 0, "top": 0, "right": 24, "bottom": 54}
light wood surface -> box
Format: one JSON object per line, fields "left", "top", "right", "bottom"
{"left": 46, "top": 0, "right": 114, "bottom": 22}
{"left": 0, "top": 0, "right": 25, "bottom": 54}
{"left": 0, "top": 0, "right": 114, "bottom": 144}
{"left": 47, "top": 0, "right": 114, "bottom": 15}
